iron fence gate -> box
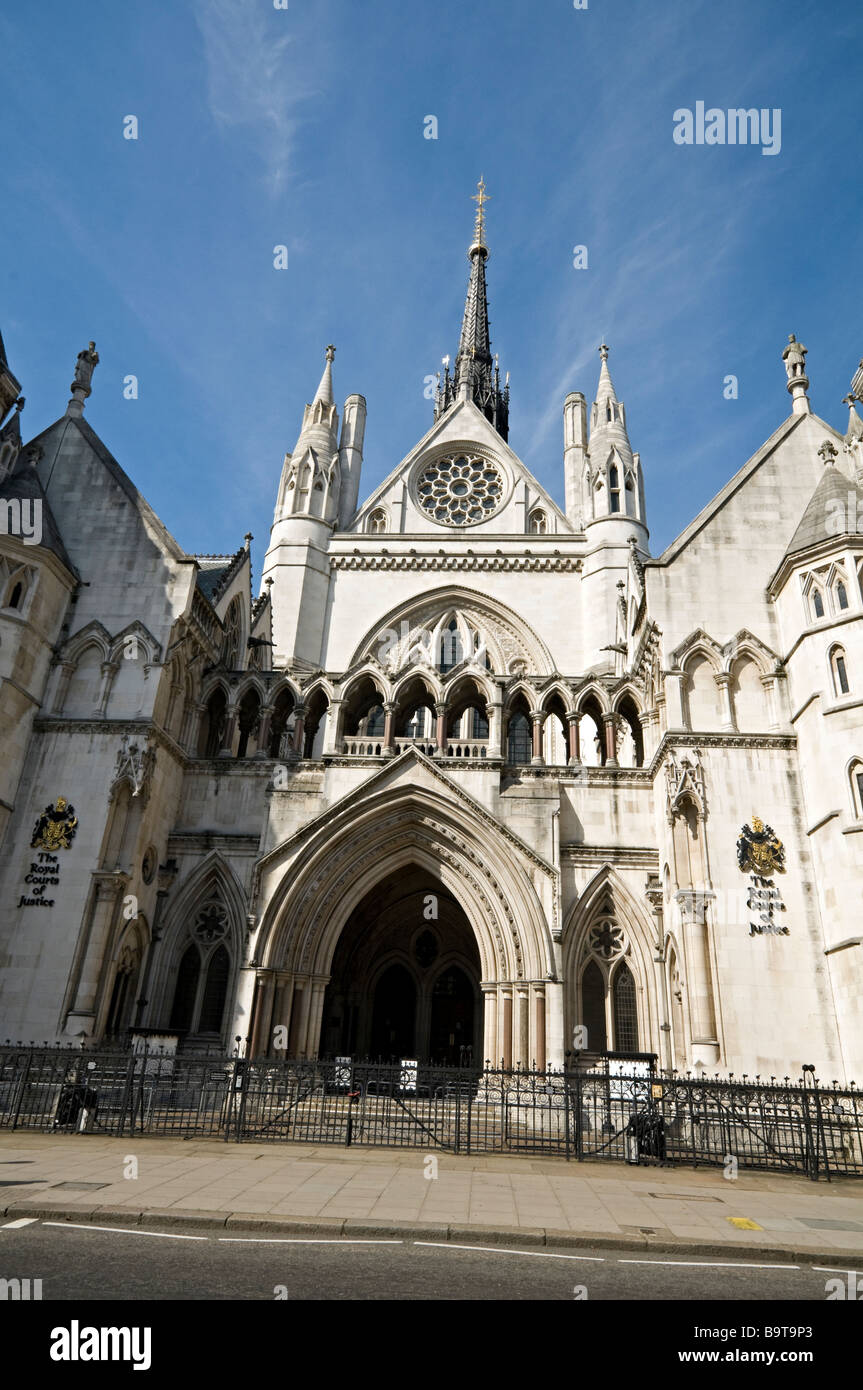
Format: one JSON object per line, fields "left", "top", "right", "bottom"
{"left": 1, "top": 1046, "right": 861, "bottom": 1180}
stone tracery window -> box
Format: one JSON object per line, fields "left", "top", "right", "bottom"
{"left": 192, "top": 901, "right": 229, "bottom": 944}
{"left": 368, "top": 508, "right": 387, "bottom": 534}
{"left": 588, "top": 917, "right": 624, "bottom": 960}
{"left": 577, "top": 904, "right": 639, "bottom": 1055}
{"left": 169, "top": 899, "right": 233, "bottom": 1039}
{"left": 416, "top": 452, "right": 503, "bottom": 526}
{"left": 221, "top": 597, "right": 242, "bottom": 669}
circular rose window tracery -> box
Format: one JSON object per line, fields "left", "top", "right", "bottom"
{"left": 416, "top": 453, "right": 504, "bottom": 526}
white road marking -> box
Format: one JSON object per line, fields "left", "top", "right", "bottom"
{"left": 811, "top": 1265, "right": 863, "bottom": 1275}
{"left": 618, "top": 1258, "right": 799, "bottom": 1270}
{"left": 219, "top": 1237, "right": 403, "bottom": 1245}
{"left": 414, "top": 1242, "right": 605, "bottom": 1261}
{"left": 42, "top": 1221, "right": 208, "bottom": 1241}
{"left": 2, "top": 1217, "right": 38, "bottom": 1229}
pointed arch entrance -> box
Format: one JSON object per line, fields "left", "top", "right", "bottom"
{"left": 247, "top": 770, "right": 558, "bottom": 1067}
{"left": 319, "top": 865, "right": 482, "bottom": 1063}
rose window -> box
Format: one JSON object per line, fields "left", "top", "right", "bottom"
{"left": 192, "top": 902, "right": 229, "bottom": 944}
{"left": 416, "top": 453, "right": 504, "bottom": 526}
{"left": 589, "top": 919, "right": 624, "bottom": 960}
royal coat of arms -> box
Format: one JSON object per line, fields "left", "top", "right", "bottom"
{"left": 737, "top": 815, "right": 785, "bottom": 875}
{"left": 30, "top": 797, "right": 79, "bottom": 851}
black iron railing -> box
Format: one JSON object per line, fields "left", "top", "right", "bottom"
{"left": 0, "top": 1046, "right": 860, "bottom": 1180}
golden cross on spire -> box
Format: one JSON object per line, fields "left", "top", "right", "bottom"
{"left": 472, "top": 176, "right": 491, "bottom": 244}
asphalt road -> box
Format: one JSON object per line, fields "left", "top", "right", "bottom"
{"left": 1, "top": 1217, "right": 858, "bottom": 1301}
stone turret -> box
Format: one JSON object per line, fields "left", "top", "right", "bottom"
{"left": 262, "top": 347, "right": 344, "bottom": 666}
{"left": 581, "top": 345, "right": 648, "bottom": 543}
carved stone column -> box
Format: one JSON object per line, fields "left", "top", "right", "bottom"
{"left": 482, "top": 985, "right": 498, "bottom": 1066}
{"left": 664, "top": 669, "right": 687, "bottom": 731}
{"left": 641, "top": 708, "right": 661, "bottom": 761}
{"left": 434, "top": 702, "right": 448, "bottom": 758}
{"left": 291, "top": 705, "right": 306, "bottom": 756}
{"left": 530, "top": 711, "right": 546, "bottom": 766}
{"left": 675, "top": 889, "right": 719, "bottom": 1068}
{"left": 134, "top": 859, "right": 177, "bottom": 1027}
{"left": 487, "top": 701, "right": 504, "bottom": 760}
{"left": 271, "top": 974, "right": 295, "bottom": 1055}
{"left": 219, "top": 699, "right": 238, "bottom": 758}
{"left": 322, "top": 698, "right": 344, "bottom": 755}
{"left": 714, "top": 672, "right": 735, "bottom": 731}
{"left": 98, "top": 661, "right": 119, "bottom": 717}
{"left": 516, "top": 986, "right": 530, "bottom": 1067}
{"left": 382, "top": 701, "right": 396, "bottom": 756}
{"left": 254, "top": 705, "right": 273, "bottom": 759}
{"left": 602, "top": 711, "right": 618, "bottom": 767}
{"left": 500, "top": 987, "right": 513, "bottom": 1069}
{"left": 566, "top": 712, "right": 581, "bottom": 766}
{"left": 763, "top": 669, "right": 786, "bottom": 731}
{"left": 290, "top": 980, "right": 311, "bottom": 1056}
{"left": 249, "top": 971, "right": 276, "bottom": 1057}
{"left": 533, "top": 985, "right": 546, "bottom": 1071}
{"left": 51, "top": 660, "right": 76, "bottom": 714}
{"left": 645, "top": 875, "right": 672, "bottom": 1072}
{"left": 64, "top": 872, "right": 128, "bottom": 1036}
{"left": 306, "top": 979, "right": 328, "bottom": 1058}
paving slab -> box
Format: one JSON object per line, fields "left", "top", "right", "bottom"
{"left": 2, "top": 1131, "right": 862, "bottom": 1259}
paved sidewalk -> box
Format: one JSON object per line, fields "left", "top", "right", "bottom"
{"left": 1, "top": 1132, "right": 862, "bottom": 1259}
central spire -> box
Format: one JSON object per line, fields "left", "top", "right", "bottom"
{"left": 435, "top": 179, "right": 509, "bottom": 441}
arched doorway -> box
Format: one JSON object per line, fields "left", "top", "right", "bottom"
{"left": 319, "top": 865, "right": 482, "bottom": 1063}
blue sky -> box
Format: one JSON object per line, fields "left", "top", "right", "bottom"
{"left": 2, "top": 0, "right": 862, "bottom": 579}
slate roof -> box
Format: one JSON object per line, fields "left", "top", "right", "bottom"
{"left": 783, "top": 466, "right": 863, "bottom": 560}
{"left": 194, "top": 547, "right": 246, "bottom": 604}
{"left": 3, "top": 443, "right": 76, "bottom": 574}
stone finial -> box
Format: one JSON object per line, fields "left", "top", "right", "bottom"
{"left": 244, "top": 532, "right": 253, "bottom": 550}
{"left": 67, "top": 341, "right": 99, "bottom": 418}
{"left": 843, "top": 395, "right": 863, "bottom": 443}
{"left": 782, "top": 334, "right": 810, "bottom": 415}
{"left": 818, "top": 439, "right": 839, "bottom": 466}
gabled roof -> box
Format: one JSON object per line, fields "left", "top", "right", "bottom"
{"left": 25, "top": 414, "right": 189, "bottom": 565}
{"left": 351, "top": 396, "right": 573, "bottom": 534}
{"left": 651, "top": 414, "right": 806, "bottom": 567}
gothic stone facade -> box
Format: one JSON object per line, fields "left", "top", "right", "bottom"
{"left": 2, "top": 227, "right": 863, "bottom": 1082}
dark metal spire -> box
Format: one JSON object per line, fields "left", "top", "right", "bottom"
{"left": 434, "top": 179, "right": 509, "bottom": 441}
{"left": 0, "top": 325, "right": 22, "bottom": 427}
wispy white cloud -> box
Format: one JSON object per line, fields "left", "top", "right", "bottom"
{"left": 194, "top": 0, "right": 321, "bottom": 195}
